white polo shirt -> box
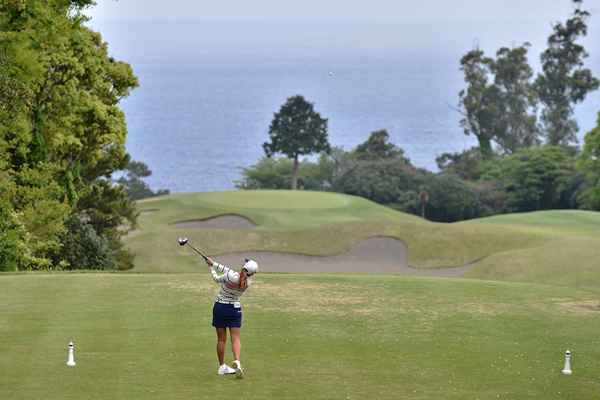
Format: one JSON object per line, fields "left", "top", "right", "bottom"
{"left": 211, "top": 262, "right": 251, "bottom": 304}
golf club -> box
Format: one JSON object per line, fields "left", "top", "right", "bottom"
{"left": 177, "top": 237, "right": 210, "bottom": 262}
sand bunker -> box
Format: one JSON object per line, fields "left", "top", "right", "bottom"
{"left": 213, "top": 236, "right": 474, "bottom": 276}
{"left": 174, "top": 214, "right": 256, "bottom": 229}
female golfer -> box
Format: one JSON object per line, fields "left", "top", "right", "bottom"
{"left": 204, "top": 256, "right": 258, "bottom": 378}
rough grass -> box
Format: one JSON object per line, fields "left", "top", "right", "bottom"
{"left": 2, "top": 273, "right": 600, "bottom": 400}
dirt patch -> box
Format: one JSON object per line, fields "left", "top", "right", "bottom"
{"left": 558, "top": 300, "right": 600, "bottom": 315}
{"left": 213, "top": 236, "right": 475, "bottom": 277}
{"left": 173, "top": 214, "right": 256, "bottom": 229}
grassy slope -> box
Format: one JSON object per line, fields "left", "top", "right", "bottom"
{"left": 462, "top": 211, "right": 600, "bottom": 291}
{"left": 2, "top": 273, "right": 600, "bottom": 400}
{"left": 125, "top": 191, "right": 553, "bottom": 272}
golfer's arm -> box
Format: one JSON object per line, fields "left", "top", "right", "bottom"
{"left": 210, "top": 269, "right": 228, "bottom": 283}
{"left": 210, "top": 262, "right": 231, "bottom": 283}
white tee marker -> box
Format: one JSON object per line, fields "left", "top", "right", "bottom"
{"left": 561, "top": 350, "right": 572, "bottom": 375}
{"left": 66, "top": 341, "right": 76, "bottom": 367}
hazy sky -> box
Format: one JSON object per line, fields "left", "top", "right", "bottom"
{"left": 86, "top": 0, "right": 599, "bottom": 67}
{"left": 89, "top": 0, "right": 585, "bottom": 22}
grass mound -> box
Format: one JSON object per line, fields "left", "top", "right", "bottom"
{"left": 463, "top": 211, "right": 600, "bottom": 291}
{"left": 463, "top": 210, "right": 600, "bottom": 237}
{"left": 125, "top": 191, "right": 600, "bottom": 291}
{"left": 126, "top": 191, "right": 550, "bottom": 272}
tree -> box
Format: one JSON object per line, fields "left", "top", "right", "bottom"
{"left": 57, "top": 215, "right": 115, "bottom": 270}
{"left": 436, "top": 147, "right": 485, "bottom": 181}
{"left": 354, "top": 129, "right": 409, "bottom": 162}
{"left": 419, "top": 173, "right": 484, "bottom": 222}
{"left": 535, "top": 0, "right": 599, "bottom": 145}
{"left": 490, "top": 45, "right": 540, "bottom": 153}
{"left": 263, "top": 95, "right": 330, "bottom": 190}
{"left": 332, "top": 160, "right": 421, "bottom": 205}
{"left": 116, "top": 160, "right": 169, "bottom": 200}
{"left": 236, "top": 153, "right": 339, "bottom": 191}
{"left": 458, "top": 49, "right": 499, "bottom": 158}
{"left": 458, "top": 45, "right": 540, "bottom": 157}
{"left": 578, "top": 112, "right": 600, "bottom": 209}
{"left": 481, "top": 146, "right": 576, "bottom": 212}
{"left": 0, "top": 0, "right": 139, "bottom": 269}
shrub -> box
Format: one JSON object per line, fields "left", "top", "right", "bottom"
{"left": 58, "top": 215, "right": 116, "bottom": 270}
{"left": 419, "top": 173, "right": 485, "bottom": 222}
{"left": 332, "top": 160, "right": 420, "bottom": 204}
{"left": 481, "top": 146, "right": 576, "bottom": 212}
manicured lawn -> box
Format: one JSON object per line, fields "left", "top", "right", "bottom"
{"left": 463, "top": 210, "right": 600, "bottom": 237}
{"left": 463, "top": 211, "right": 600, "bottom": 291}
{"left": 126, "top": 191, "right": 554, "bottom": 271}
{"left": 1, "top": 273, "right": 599, "bottom": 400}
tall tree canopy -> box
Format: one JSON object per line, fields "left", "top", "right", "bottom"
{"left": 490, "top": 45, "right": 539, "bottom": 153}
{"left": 535, "top": 0, "right": 599, "bottom": 145}
{"left": 459, "top": 45, "right": 539, "bottom": 157}
{"left": 458, "top": 49, "right": 498, "bottom": 158}
{"left": 353, "top": 129, "right": 409, "bottom": 163}
{"left": 0, "top": 0, "right": 139, "bottom": 270}
{"left": 263, "top": 95, "right": 330, "bottom": 190}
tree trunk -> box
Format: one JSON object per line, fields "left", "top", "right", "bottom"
{"left": 291, "top": 155, "right": 299, "bottom": 190}
{"left": 478, "top": 137, "right": 493, "bottom": 159}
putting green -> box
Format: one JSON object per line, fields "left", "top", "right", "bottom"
{"left": 189, "top": 190, "right": 354, "bottom": 210}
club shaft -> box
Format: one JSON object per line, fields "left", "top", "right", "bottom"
{"left": 187, "top": 243, "right": 208, "bottom": 261}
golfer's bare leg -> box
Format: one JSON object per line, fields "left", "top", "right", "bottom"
{"left": 216, "top": 328, "right": 227, "bottom": 365}
{"left": 229, "top": 327, "right": 241, "bottom": 361}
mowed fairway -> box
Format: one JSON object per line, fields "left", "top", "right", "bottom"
{"left": 2, "top": 273, "right": 600, "bottom": 400}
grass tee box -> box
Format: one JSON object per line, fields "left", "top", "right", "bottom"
{"left": 1, "top": 273, "right": 600, "bottom": 400}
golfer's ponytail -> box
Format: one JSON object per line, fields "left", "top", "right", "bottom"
{"left": 239, "top": 270, "right": 248, "bottom": 290}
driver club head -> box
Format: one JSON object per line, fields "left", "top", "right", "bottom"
{"left": 177, "top": 237, "right": 189, "bottom": 246}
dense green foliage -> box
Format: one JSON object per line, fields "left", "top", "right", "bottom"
{"left": 240, "top": 128, "right": 597, "bottom": 222}
{"left": 536, "top": 0, "right": 599, "bottom": 145}
{"left": 459, "top": 45, "right": 539, "bottom": 157}
{"left": 263, "top": 95, "right": 331, "bottom": 190}
{"left": 57, "top": 215, "right": 114, "bottom": 270}
{"left": 241, "top": 131, "right": 504, "bottom": 222}
{"left": 116, "top": 160, "right": 170, "bottom": 200}
{"left": 0, "top": 0, "right": 139, "bottom": 270}
{"left": 481, "top": 146, "right": 577, "bottom": 211}
{"left": 236, "top": 156, "right": 335, "bottom": 191}
{"left": 578, "top": 112, "right": 600, "bottom": 209}
{"left": 458, "top": 0, "right": 597, "bottom": 155}
{"left": 436, "top": 147, "right": 485, "bottom": 180}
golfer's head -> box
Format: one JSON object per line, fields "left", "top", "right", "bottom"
{"left": 242, "top": 259, "right": 258, "bottom": 276}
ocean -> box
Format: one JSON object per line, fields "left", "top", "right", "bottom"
{"left": 100, "top": 21, "right": 600, "bottom": 193}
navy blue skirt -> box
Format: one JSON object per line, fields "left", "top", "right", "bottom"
{"left": 212, "top": 302, "right": 242, "bottom": 328}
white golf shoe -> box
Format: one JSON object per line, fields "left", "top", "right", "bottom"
{"left": 217, "top": 364, "right": 236, "bottom": 375}
{"left": 232, "top": 360, "right": 244, "bottom": 379}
